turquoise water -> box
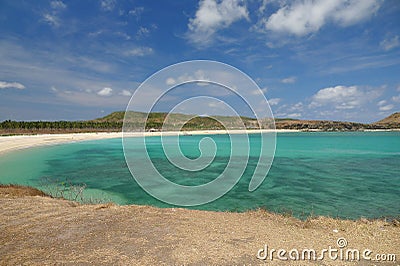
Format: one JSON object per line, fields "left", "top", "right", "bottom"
{"left": 0, "top": 132, "right": 399, "bottom": 219}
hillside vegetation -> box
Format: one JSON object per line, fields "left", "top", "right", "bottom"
{"left": 375, "top": 112, "right": 400, "bottom": 126}
{"left": 0, "top": 111, "right": 399, "bottom": 135}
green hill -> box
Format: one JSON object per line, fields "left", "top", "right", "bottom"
{"left": 1, "top": 111, "right": 399, "bottom": 135}
{"left": 96, "top": 111, "right": 264, "bottom": 130}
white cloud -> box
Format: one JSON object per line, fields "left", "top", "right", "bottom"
{"left": 137, "top": 27, "right": 150, "bottom": 37}
{"left": 0, "top": 81, "right": 25, "bottom": 89}
{"left": 380, "top": 36, "right": 399, "bottom": 51}
{"left": 379, "top": 104, "right": 394, "bottom": 111}
{"left": 50, "top": 1, "right": 66, "bottom": 10}
{"left": 262, "top": 0, "right": 381, "bottom": 36}
{"left": 287, "top": 113, "right": 302, "bottom": 118}
{"left": 275, "top": 101, "right": 303, "bottom": 118}
{"left": 129, "top": 7, "right": 145, "bottom": 19}
{"left": 125, "top": 47, "right": 153, "bottom": 57}
{"left": 88, "top": 30, "right": 104, "bottom": 38}
{"left": 187, "top": 0, "right": 249, "bottom": 46}
{"left": 166, "top": 78, "right": 176, "bottom": 86}
{"left": 258, "top": 0, "right": 269, "bottom": 15}
{"left": 332, "top": 0, "right": 382, "bottom": 26}
{"left": 136, "top": 24, "right": 157, "bottom": 39}
{"left": 115, "top": 32, "right": 131, "bottom": 40}
{"left": 251, "top": 87, "right": 268, "bottom": 95}
{"left": 42, "top": 13, "right": 60, "bottom": 27}
{"left": 286, "top": 102, "right": 304, "bottom": 112}
{"left": 208, "top": 101, "right": 225, "bottom": 108}
{"left": 43, "top": 0, "right": 67, "bottom": 28}
{"left": 281, "top": 76, "right": 296, "bottom": 84}
{"left": 377, "top": 100, "right": 387, "bottom": 106}
{"left": 392, "top": 95, "right": 400, "bottom": 103}
{"left": 101, "top": 0, "right": 116, "bottom": 11}
{"left": 310, "top": 85, "right": 381, "bottom": 110}
{"left": 120, "top": 90, "right": 132, "bottom": 97}
{"left": 0, "top": 39, "right": 145, "bottom": 117}
{"left": 269, "top": 98, "right": 281, "bottom": 106}
{"left": 196, "top": 81, "right": 210, "bottom": 86}
{"left": 55, "top": 90, "right": 130, "bottom": 108}
{"left": 97, "top": 87, "right": 113, "bottom": 96}
{"left": 166, "top": 70, "right": 212, "bottom": 86}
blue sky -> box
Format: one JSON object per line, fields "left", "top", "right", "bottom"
{"left": 0, "top": 0, "right": 399, "bottom": 122}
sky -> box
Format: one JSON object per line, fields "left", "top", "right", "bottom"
{"left": 0, "top": 0, "right": 399, "bottom": 122}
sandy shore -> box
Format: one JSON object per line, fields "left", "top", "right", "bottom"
{"left": 0, "top": 185, "right": 399, "bottom": 265}
{"left": 0, "top": 132, "right": 122, "bottom": 155}
{"left": 0, "top": 129, "right": 297, "bottom": 155}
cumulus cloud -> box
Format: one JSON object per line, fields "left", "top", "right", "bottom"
{"left": 187, "top": 0, "right": 249, "bottom": 46}
{"left": 379, "top": 104, "right": 394, "bottom": 111}
{"left": 261, "top": 0, "right": 382, "bottom": 36}
{"left": 258, "top": 0, "right": 269, "bottom": 15}
{"left": 165, "top": 70, "right": 213, "bottom": 87}
{"left": 136, "top": 24, "right": 157, "bottom": 39}
{"left": 377, "top": 100, "right": 387, "bottom": 106}
{"left": 269, "top": 98, "right": 281, "bottom": 106}
{"left": 281, "top": 76, "right": 296, "bottom": 84}
{"left": 251, "top": 87, "right": 268, "bottom": 95}
{"left": 287, "top": 102, "right": 304, "bottom": 113}
{"left": 392, "top": 95, "right": 400, "bottom": 103}
{"left": 120, "top": 90, "right": 132, "bottom": 97}
{"left": 287, "top": 113, "right": 302, "bottom": 118}
{"left": 310, "top": 85, "right": 381, "bottom": 110}
{"left": 137, "top": 27, "right": 150, "bottom": 38}
{"left": 125, "top": 47, "right": 153, "bottom": 56}
{"left": 42, "top": 13, "right": 60, "bottom": 27}
{"left": 101, "top": 0, "right": 116, "bottom": 11}
{"left": 97, "top": 87, "right": 113, "bottom": 96}
{"left": 50, "top": 0, "right": 66, "bottom": 10}
{"left": 166, "top": 78, "right": 176, "bottom": 86}
{"left": 380, "top": 35, "right": 399, "bottom": 51}
{"left": 0, "top": 81, "right": 25, "bottom": 89}
{"left": 42, "top": 1, "right": 67, "bottom": 28}
{"left": 275, "top": 101, "right": 303, "bottom": 118}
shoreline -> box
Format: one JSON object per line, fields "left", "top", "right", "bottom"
{"left": 1, "top": 129, "right": 399, "bottom": 155}
{"left": 0, "top": 132, "right": 122, "bottom": 155}
{"left": 0, "top": 129, "right": 298, "bottom": 155}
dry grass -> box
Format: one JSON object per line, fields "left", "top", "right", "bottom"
{"left": 0, "top": 184, "right": 49, "bottom": 198}
{"left": 0, "top": 185, "right": 399, "bottom": 265}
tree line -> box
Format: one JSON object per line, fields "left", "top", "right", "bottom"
{"left": 0, "top": 120, "right": 123, "bottom": 130}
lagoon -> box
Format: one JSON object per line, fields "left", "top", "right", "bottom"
{"left": 0, "top": 131, "right": 399, "bottom": 219}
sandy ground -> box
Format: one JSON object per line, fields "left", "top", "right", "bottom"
{"left": 0, "top": 186, "right": 399, "bottom": 265}
{"left": 0, "top": 132, "right": 122, "bottom": 155}
{"left": 0, "top": 130, "right": 296, "bottom": 155}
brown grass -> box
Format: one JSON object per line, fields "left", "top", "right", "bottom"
{"left": 0, "top": 185, "right": 399, "bottom": 265}
{"left": 0, "top": 184, "right": 49, "bottom": 197}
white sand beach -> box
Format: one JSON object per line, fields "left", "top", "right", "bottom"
{"left": 0, "top": 132, "right": 122, "bottom": 155}
{"left": 0, "top": 129, "right": 298, "bottom": 155}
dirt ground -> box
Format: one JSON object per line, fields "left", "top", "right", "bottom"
{"left": 0, "top": 185, "right": 399, "bottom": 265}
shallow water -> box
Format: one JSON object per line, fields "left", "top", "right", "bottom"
{"left": 0, "top": 132, "right": 399, "bottom": 219}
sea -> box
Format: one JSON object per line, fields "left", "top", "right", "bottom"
{"left": 0, "top": 131, "right": 399, "bottom": 220}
